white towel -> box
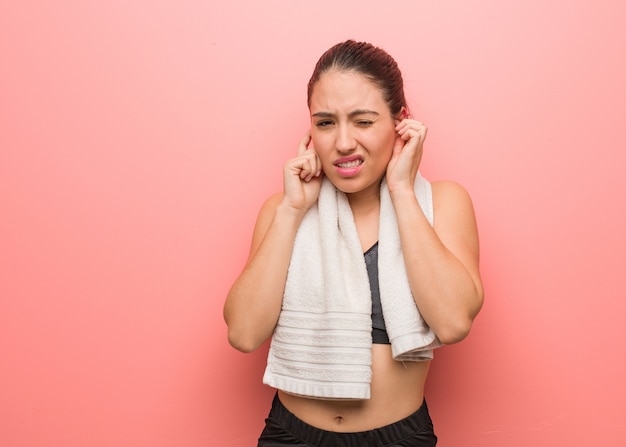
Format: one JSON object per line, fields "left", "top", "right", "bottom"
{"left": 263, "top": 173, "right": 441, "bottom": 399}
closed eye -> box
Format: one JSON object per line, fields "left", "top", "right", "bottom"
{"left": 356, "top": 120, "right": 374, "bottom": 127}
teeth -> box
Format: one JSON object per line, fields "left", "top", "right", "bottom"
{"left": 337, "top": 160, "right": 362, "bottom": 168}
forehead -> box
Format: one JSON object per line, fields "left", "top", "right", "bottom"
{"left": 309, "top": 70, "right": 387, "bottom": 114}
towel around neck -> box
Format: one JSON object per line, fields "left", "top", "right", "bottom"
{"left": 263, "top": 173, "right": 441, "bottom": 399}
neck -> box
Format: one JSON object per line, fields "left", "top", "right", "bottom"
{"left": 346, "top": 180, "right": 381, "bottom": 216}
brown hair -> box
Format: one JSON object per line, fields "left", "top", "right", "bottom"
{"left": 307, "top": 40, "right": 408, "bottom": 117}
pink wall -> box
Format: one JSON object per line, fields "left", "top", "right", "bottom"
{"left": 2, "top": 1, "right": 625, "bottom": 446}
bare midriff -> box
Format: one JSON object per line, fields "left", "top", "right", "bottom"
{"left": 277, "top": 344, "right": 431, "bottom": 432}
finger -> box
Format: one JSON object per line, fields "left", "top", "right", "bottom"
{"left": 304, "top": 152, "right": 323, "bottom": 181}
{"left": 391, "top": 134, "right": 405, "bottom": 158}
{"left": 397, "top": 124, "right": 427, "bottom": 143}
{"left": 412, "top": 125, "right": 428, "bottom": 145}
{"left": 395, "top": 118, "right": 412, "bottom": 133}
{"left": 297, "top": 158, "right": 311, "bottom": 181}
{"left": 297, "top": 131, "right": 312, "bottom": 155}
{"left": 297, "top": 153, "right": 319, "bottom": 182}
{"left": 313, "top": 152, "right": 322, "bottom": 177}
{"left": 395, "top": 119, "right": 426, "bottom": 133}
{"left": 396, "top": 126, "right": 415, "bottom": 141}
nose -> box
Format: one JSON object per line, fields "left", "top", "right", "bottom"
{"left": 335, "top": 124, "right": 357, "bottom": 153}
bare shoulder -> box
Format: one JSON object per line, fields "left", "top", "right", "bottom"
{"left": 430, "top": 180, "right": 479, "bottom": 256}
{"left": 431, "top": 180, "right": 476, "bottom": 220}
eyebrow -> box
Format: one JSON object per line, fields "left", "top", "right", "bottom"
{"left": 311, "top": 109, "right": 381, "bottom": 118}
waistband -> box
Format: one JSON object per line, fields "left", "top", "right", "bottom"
{"left": 268, "top": 392, "right": 434, "bottom": 447}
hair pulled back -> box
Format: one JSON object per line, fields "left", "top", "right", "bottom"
{"left": 307, "top": 40, "right": 407, "bottom": 117}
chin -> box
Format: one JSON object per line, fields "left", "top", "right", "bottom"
{"left": 328, "top": 176, "right": 382, "bottom": 196}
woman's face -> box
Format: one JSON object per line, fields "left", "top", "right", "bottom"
{"left": 309, "top": 70, "right": 398, "bottom": 196}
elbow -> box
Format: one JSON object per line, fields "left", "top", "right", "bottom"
{"left": 227, "top": 327, "right": 264, "bottom": 353}
{"left": 224, "top": 304, "right": 273, "bottom": 353}
{"left": 228, "top": 333, "right": 258, "bottom": 353}
{"left": 436, "top": 318, "right": 474, "bottom": 345}
{"left": 438, "top": 289, "right": 484, "bottom": 345}
{"left": 224, "top": 305, "right": 261, "bottom": 353}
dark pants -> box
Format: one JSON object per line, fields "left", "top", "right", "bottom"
{"left": 258, "top": 393, "right": 437, "bottom": 447}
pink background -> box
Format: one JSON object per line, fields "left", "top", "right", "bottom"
{"left": 2, "top": 1, "right": 625, "bottom": 446}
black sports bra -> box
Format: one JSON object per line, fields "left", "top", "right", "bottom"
{"left": 364, "top": 242, "right": 391, "bottom": 344}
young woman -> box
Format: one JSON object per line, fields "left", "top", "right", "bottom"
{"left": 224, "top": 40, "right": 483, "bottom": 447}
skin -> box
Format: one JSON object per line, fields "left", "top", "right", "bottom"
{"left": 224, "top": 70, "right": 484, "bottom": 431}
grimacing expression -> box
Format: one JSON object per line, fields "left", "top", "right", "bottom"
{"left": 309, "top": 70, "right": 398, "bottom": 196}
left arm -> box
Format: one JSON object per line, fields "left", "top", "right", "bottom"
{"left": 390, "top": 181, "right": 483, "bottom": 344}
{"left": 388, "top": 120, "right": 483, "bottom": 344}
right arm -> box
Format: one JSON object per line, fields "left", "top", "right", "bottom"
{"left": 223, "top": 133, "right": 322, "bottom": 353}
